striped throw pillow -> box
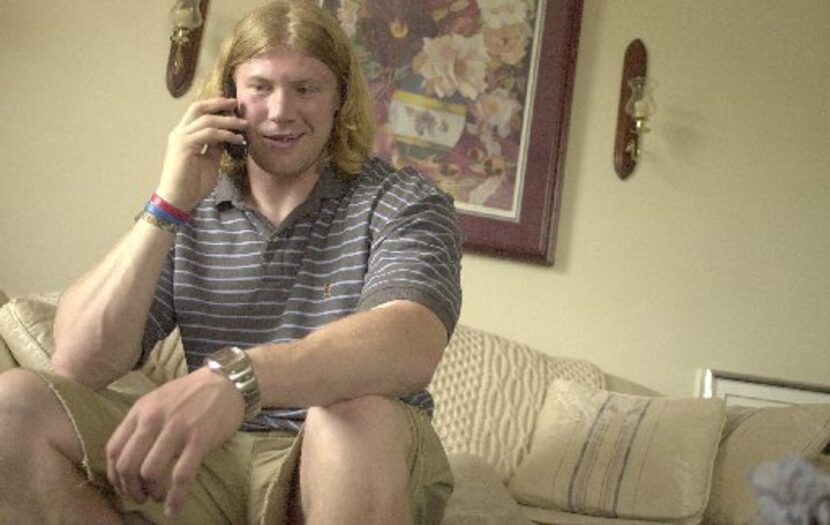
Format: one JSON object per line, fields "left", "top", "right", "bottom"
{"left": 509, "top": 380, "right": 725, "bottom": 522}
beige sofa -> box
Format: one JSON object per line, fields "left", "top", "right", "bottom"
{"left": 1, "top": 292, "right": 829, "bottom": 524}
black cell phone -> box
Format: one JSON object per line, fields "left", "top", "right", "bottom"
{"left": 222, "top": 78, "right": 248, "bottom": 160}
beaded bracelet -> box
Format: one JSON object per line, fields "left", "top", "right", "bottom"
{"left": 137, "top": 210, "right": 179, "bottom": 233}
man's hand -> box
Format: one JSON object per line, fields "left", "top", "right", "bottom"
{"left": 105, "top": 367, "right": 245, "bottom": 516}
{"left": 155, "top": 97, "right": 247, "bottom": 212}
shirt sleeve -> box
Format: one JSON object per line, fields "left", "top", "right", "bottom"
{"left": 358, "top": 167, "right": 463, "bottom": 336}
{"left": 137, "top": 247, "right": 178, "bottom": 366}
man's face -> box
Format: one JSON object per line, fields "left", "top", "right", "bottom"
{"left": 234, "top": 47, "right": 340, "bottom": 180}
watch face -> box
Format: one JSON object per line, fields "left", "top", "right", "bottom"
{"left": 207, "top": 346, "right": 243, "bottom": 368}
{"left": 204, "top": 346, "right": 261, "bottom": 421}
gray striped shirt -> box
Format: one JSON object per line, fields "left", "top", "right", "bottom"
{"left": 141, "top": 157, "right": 463, "bottom": 432}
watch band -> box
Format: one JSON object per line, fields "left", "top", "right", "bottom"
{"left": 204, "top": 346, "right": 262, "bottom": 421}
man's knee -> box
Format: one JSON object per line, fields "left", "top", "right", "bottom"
{"left": 302, "top": 395, "right": 413, "bottom": 475}
{"left": 0, "top": 368, "right": 81, "bottom": 458}
{"left": 304, "top": 395, "right": 410, "bottom": 446}
{"left": 300, "top": 396, "right": 414, "bottom": 522}
{"left": 0, "top": 368, "right": 54, "bottom": 419}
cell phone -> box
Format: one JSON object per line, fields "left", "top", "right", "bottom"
{"left": 222, "top": 78, "right": 248, "bottom": 160}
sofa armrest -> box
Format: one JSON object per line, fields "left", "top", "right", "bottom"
{"left": 0, "top": 291, "right": 17, "bottom": 370}
{"left": 0, "top": 291, "right": 20, "bottom": 372}
{"left": 0, "top": 333, "right": 18, "bottom": 372}
{"left": 0, "top": 294, "right": 186, "bottom": 392}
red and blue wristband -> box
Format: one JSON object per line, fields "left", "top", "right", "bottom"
{"left": 138, "top": 193, "right": 192, "bottom": 233}
{"left": 149, "top": 192, "right": 192, "bottom": 223}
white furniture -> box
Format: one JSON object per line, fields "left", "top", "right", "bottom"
{"left": 2, "top": 293, "right": 829, "bottom": 524}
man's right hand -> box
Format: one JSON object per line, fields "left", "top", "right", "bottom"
{"left": 105, "top": 367, "right": 246, "bottom": 517}
{"left": 154, "top": 97, "right": 247, "bottom": 212}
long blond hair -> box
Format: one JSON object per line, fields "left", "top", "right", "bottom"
{"left": 199, "top": 0, "right": 374, "bottom": 178}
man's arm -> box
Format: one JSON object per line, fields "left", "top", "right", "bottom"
{"left": 51, "top": 98, "right": 247, "bottom": 389}
{"left": 51, "top": 223, "right": 175, "bottom": 388}
{"left": 249, "top": 299, "right": 448, "bottom": 410}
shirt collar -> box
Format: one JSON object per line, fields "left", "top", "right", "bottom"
{"left": 214, "top": 165, "right": 352, "bottom": 213}
{"left": 214, "top": 174, "right": 245, "bottom": 211}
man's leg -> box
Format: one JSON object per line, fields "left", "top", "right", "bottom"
{"left": 0, "top": 368, "right": 122, "bottom": 524}
{"left": 298, "top": 395, "right": 415, "bottom": 525}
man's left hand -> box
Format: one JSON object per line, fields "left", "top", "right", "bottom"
{"left": 105, "top": 367, "right": 245, "bottom": 516}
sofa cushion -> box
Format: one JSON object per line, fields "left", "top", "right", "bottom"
{"left": 519, "top": 504, "right": 699, "bottom": 525}
{"left": 704, "top": 404, "right": 830, "bottom": 524}
{"left": 443, "top": 454, "right": 535, "bottom": 525}
{"left": 509, "top": 380, "right": 725, "bottom": 523}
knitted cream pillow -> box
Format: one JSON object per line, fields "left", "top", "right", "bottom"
{"left": 509, "top": 380, "right": 726, "bottom": 522}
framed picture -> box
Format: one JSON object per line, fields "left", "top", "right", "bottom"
{"left": 322, "top": 0, "right": 584, "bottom": 264}
{"left": 700, "top": 369, "right": 830, "bottom": 408}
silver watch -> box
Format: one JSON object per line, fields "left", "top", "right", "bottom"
{"left": 204, "top": 346, "right": 262, "bottom": 421}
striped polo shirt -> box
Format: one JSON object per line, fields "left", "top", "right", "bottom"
{"left": 141, "top": 157, "right": 463, "bottom": 432}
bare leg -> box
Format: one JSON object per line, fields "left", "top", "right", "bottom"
{"left": 0, "top": 369, "right": 122, "bottom": 525}
{"left": 299, "top": 395, "right": 414, "bottom": 525}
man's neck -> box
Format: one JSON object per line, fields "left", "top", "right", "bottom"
{"left": 245, "top": 162, "right": 323, "bottom": 228}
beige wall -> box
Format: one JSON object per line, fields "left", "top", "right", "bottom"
{"left": 1, "top": 1, "right": 828, "bottom": 396}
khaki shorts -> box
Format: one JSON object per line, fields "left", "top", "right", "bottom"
{"left": 35, "top": 371, "right": 453, "bottom": 524}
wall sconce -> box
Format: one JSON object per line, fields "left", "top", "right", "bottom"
{"left": 166, "top": 0, "right": 209, "bottom": 98}
{"left": 614, "top": 39, "right": 655, "bottom": 179}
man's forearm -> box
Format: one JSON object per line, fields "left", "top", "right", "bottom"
{"left": 52, "top": 220, "right": 175, "bottom": 389}
{"left": 248, "top": 300, "right": 448, "bottom": 410}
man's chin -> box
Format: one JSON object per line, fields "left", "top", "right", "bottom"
{"left": 248, "top": 153, "right": 328, "bottom": 181}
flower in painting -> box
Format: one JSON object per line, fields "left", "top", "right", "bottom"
{"left": 413, "top": 33, "right": 488, "bottom": 100}
{"left": 468, "top": 163, "right": 506, "bottom": 204}
{"left": 336, "top": 0, "right": 360, "bottom": 37}
{"left": 357, "top": 0, "right": 438, "bottom": 68}
{"left": 483, "top": 21, "right": 532, "bottom": 65}
{"left": 477, "top": 0, "right": 530, "bottom": 29}
{"left": 433, "top": 0, "right": 481, "bottom": 37}
{"left": 467, "top": 121, "right": 501, "bottom": 156}
{"left": 473, "top": 88, "right": 521, "bottom": 138}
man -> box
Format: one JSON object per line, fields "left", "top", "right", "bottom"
{"left": 0, "top": 1, "right": 461, "bottom": 523}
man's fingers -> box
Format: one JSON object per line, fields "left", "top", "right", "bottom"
{"left": 106, "top": 415, "right": 137, "bottom": 494}
{"left": 116, "top": 425, "right": 162, "bottom": 504}
{"left": 186, "top": 113, "right": 247, "bottom": 134}
{"left": 175, "top": 115, "right": 246, "bottom": 157}
{"left": 164, "top": 443, "right": 204, "bottom": 517}
{"left": 140, "top": 427, "right": 186, "bottom": 502}
{"left": 180, "top": 97, "right": 237, "bottom": 124}
{"left": 107, "top": 407, "right": 165, "bottom": 503}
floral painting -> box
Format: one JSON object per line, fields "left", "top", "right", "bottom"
{"left": 327, "top": 0, "right": 542, "bottom": 219}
